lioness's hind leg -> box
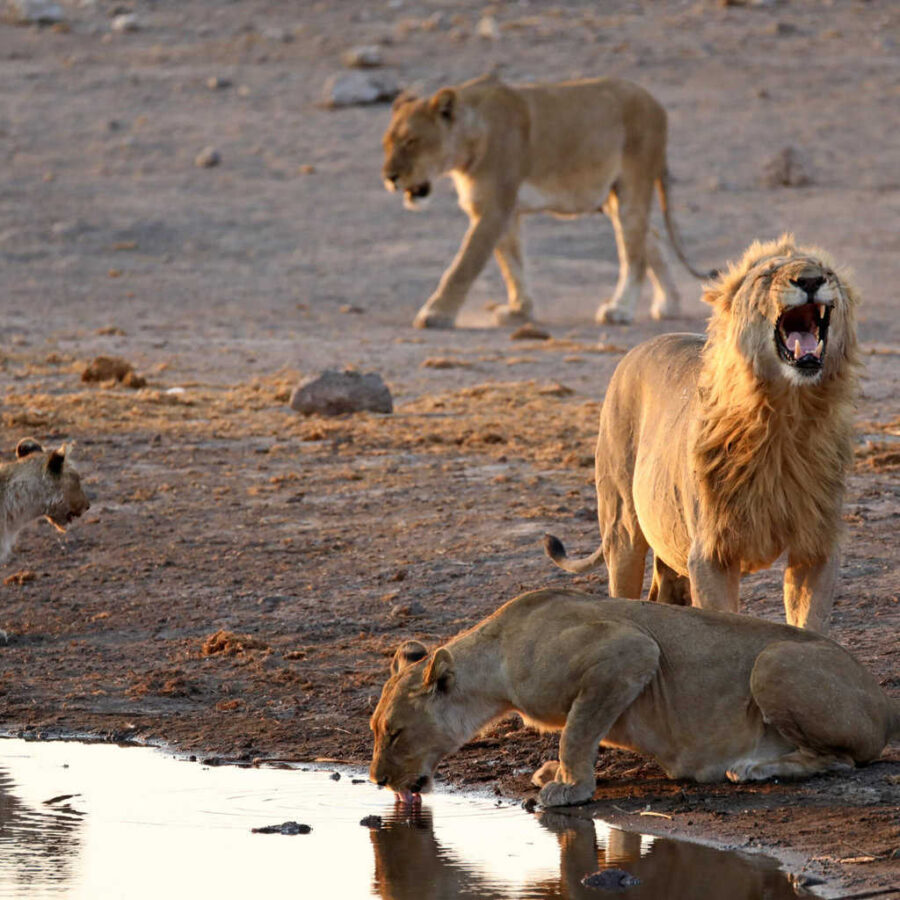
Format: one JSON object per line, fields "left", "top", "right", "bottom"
{"left": 726, "top": 748, "right": 853, "bottom": 784}
{"left": 750, "top": 641, "right": 893, "bottom": 768}
{"left": 646, "top": 229, "right": 681, "bottom": 320}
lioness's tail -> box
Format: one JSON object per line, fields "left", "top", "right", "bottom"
{"left": 543, "top": 533, "right": 605, "bottom": 575}
{"left": 656, "top": 171, "right": 718, "bottom": 281}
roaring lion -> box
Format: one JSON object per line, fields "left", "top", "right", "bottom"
{"left": 381, "top": 73, "right": 712, "bottom": 329}
{"left": 545, "top": 236, "right": 858, "bottom": 632}
{"left": 370, "top": 589, "right": 899, "bottom": 808}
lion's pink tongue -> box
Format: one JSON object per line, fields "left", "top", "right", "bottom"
{"left": 395, "top": 789, "right": 414, "bottom": 805}
{"left": 788, "top": 331, "right": 818, "bottom": 357}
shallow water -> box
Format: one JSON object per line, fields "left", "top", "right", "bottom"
{"left": 0, "top": 738, "right": 801, "bottom": 899}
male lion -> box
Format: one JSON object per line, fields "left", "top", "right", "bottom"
{"left": 370, "top": 590, "right": 899, "bottom": 808}
{"left": 382, "top": 73, "right": 712, "bottom": 329}
{"left": 1, "top": 438, "right": 90, "bottom": 562}
{"left": 545, "top": 236, "right": 858, "bottom": 632}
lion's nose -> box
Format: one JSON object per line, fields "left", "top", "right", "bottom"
{"left": 790, "top": 275, "right": 826, "bottom": 298}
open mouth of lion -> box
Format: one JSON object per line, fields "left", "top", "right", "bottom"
{"left": 395, "top": 773, "right": 431, "bottom": 804}
{"left": 774, "top": 302, "right": 831, "bottom": 373}
{"left": 404, "top": 182, "right": 431, "bottom": 204}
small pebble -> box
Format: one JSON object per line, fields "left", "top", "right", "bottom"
{"left": 330, "top": 771, "right": 341, "bottom": 781}
{"left": 251, "top": 821, "right": 311, "bottom": 835}
{"left": 360, "top": 815, "right": 383, "bottom": 829}
{"left": 110, "top": 13, "right": 139, "bottom": 33}
{"left": 195, "top": 147, "right": 221, "bottom": 168}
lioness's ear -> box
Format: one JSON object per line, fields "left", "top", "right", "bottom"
{"left": 423, "top": 647, "right": 455, "bottom": 693}
{"left": 46, "top": 446, "right": 66, "bottom": 476}
{"left": 16, "top": 437, "right": 43, "bottom": 459}
{"left": 391, "top": 640, "right": 428, "bottom": 676}
{"left": 430, "top": 89, "right": 456, "bottom": 122}
{"left": 392, "top": 90, "right": 417, "bottom": 111}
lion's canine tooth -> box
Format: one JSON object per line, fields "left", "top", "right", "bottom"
{"left": 814, "top": 340, "right": 823, "bottom": 358}
{"left": 818, "top": 303, "right": 825, "bottom": 318}
{"left": 793, "top": 340, "right": 803, "bottom": 360}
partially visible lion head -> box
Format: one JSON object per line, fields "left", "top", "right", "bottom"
{"left": 702, "top": 235, "right": 858, "bottom": 387}
{"left": 14, "top": 438, "right": 90, "bottom": 531}
{"left": 369, "top": 640, "right": 461, "bottom": 803}
{"left": 381, "top": 89, "right": 459, "bottom": 210}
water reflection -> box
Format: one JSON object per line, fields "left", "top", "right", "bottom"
{"left": 0, "top": 768, "right": 82, "bottom": 891}
{"left": 0, "top": 739, "right": 801, "bottom": 899}
{"left": 371, "top": 804, "right": 798, "bottom": 900}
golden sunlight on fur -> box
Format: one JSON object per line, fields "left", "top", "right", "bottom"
{"left": 370, "top": 590, "right": 899, "bottom": 808}
{"left": 545, "top": 236, "right": 859, "bottom": 632}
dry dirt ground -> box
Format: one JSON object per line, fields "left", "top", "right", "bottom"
{"left": 0, "top": 0, "right": 898, "bottom": 895}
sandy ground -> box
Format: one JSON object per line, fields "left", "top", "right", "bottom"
{"left": 0, "top": 0, "right": 898, "bottom": 895}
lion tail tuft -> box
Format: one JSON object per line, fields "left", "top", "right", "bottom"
{"left": 543, "top": 533, "right": 606, "bottom": 575}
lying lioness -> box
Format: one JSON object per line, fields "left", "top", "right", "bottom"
{"left": 382, "top": 72, "right": 711, "bottom": 329}
{"left": 370, "top": 589, "right": 898, "bottom": 807}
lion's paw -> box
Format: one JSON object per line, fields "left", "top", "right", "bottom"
{"left": 538, "top": 779, "right": 594, "bottom": 808}
{"left": 531, "top": 760, "right": 560, "bottom": 788}
{"left": 492, "top": 305, "right": 533, "bottom": 327}
{"left": 413, "top": 309, "right": 456, "bottom": 330}
{"left": 725, "top": 761, "right": 761, "bottom": 783}
{"left": 595, "top": 304, "right": 634, "bottom": 326}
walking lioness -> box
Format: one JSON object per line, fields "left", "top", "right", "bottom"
{"left": 382, "top": 73, "right": 711, "bottom": 329}
{"left": 370, "top": 590, "right": 899, "bottom": 808}
{"left": 546, "top": 236, "right": 858, "bottom": 632}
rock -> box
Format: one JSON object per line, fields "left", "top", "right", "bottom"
{"left": 760, "top": 146, "right": 811, "bottom": 188}
{"left": 360, "top": 815, "right": 384, "bottom": 829}
{"left": 195, "top": 147, "right": 221, "bottom": 168}
{"left": 476, "top": 15, "right": 500, "bottom": 40}
{"left": 81, "top": 355, "right": 135, "bottom": 384}
{"left": 110, "top": 13, "right": 139, "bottom": 33}
{"left": 290, "top": 369, "right": 393, "bottom": 416}
{"left": 511, "top": 324, "right": 550, "bottom": 341}
{"left": 206, "top": 76, "right": 232, "bottom": 90}
{"left": 319, "top": 70, "right": 400, "bottom": 108}
{"left": 5, "top": 0, "right": 64, "bottom": 25}
{"left": 262, "top": 25, "right": 293, "bottom": 42}
{"left": 329, "top": 771, "right": 341, "bottom": 781}
{"left": 251, "top": 821, "right": 311, "bottom": 835}
{"left": 341, "top": 45, "right": 383, "bottom": 68}
{"left": 581, "top": 868, "right": 642, "bottom": 890}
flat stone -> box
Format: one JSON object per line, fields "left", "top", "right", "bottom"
{"left": 581, "top": 868, "right": 642, "bottom": 891}
{"left": 289, "top": 369, "right": 393, "bottom": 416}
{"left": 251, "top": 821, "right": 311, "bottom": 835}
{"left": 320, "top": 70, "right": 400, "bottom": 108}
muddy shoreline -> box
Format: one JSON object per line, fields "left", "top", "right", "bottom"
{"left": 0, "top": 0, "right": 898, "bottom": 897}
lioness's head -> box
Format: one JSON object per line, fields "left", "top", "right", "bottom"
{"left": 370, "top": 640, "right": 461, "bottom": 803}
{"left": 381, "top": 89, "right": 460, "bottom": 210}
{"left": 15, "top": 438, "right": 90, "bottom": 530}
{"left": 703, "top": 235, "right": 858, "bottom": 387}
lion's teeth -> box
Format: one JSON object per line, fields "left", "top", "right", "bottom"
{"left": 793, "top": 340, "right": 803, "bottom": 360}
{"left": 814, "top": 340, "right": 823, "bottom": 358}
{"left": 818, "top": 304, "right": 825, "bottom": 318}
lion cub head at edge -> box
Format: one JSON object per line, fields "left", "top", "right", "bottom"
{"left": 370, "top": 640, "right": 462, "bottom": 803}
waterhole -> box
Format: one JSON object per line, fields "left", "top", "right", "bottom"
{"left": 0, "top": 738, "right": 802, "bottom": 899}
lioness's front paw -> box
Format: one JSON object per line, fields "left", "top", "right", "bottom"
{"left": 595, "top": 304, "right": 634, "bottom": 326}
{"left": 413, "top": 309, "right": 456, "bottom": 330}
{"left": 531, "top": 760, "right": 560, "bottom": 788}
{"left": 538, "top": 779, "right": 595, "bottom": 808}
{"left": 492, "top": 305, "right": 533, "bottom": 327}
{"left": 725, "top": 761, "right": 761, "bottom": 783}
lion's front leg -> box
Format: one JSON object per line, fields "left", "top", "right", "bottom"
{"left": 537, "top": 630, "right": 660, "bottom": 808}
{"left": 414, "top": 208, "right": 512, "bottom": 329}
{"left": 492, "top": 215, "right": 535, "bottom": 326}
{"left": 687, "top": 544, "right": 740, "bottom": 613}
{"left": 783, "top": 553, "right": 838, "bottom": 633}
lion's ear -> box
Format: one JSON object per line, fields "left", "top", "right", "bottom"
{"left": 391, "top": 640, "right": 428, "bottom": 676}
{"left": 46, "top": 446, "right": 66, "bottom": 477}
{"left": 701, "top": 282, "right": 732, "bottom": 312}
{"left": 392, "top": 90, "right": 417, "bottom": 111}
{"left": 430, "top": 88, "right": 456, "bottom": 122}
{"left": 15, "top": 437, "right": 43, "bottom": 459}
{"left": 423, "top": 648, "right": 455, "bottom": 693}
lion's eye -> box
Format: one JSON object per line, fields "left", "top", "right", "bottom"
{"left": 388, "top": 729, "right": 403, "bottom": 744}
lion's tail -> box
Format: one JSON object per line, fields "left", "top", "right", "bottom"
{"left": 543, "top": 533, "right": 606, "bottom": 575}
{"left": 656, "top": 171, "right": 718, "bottom": 281}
